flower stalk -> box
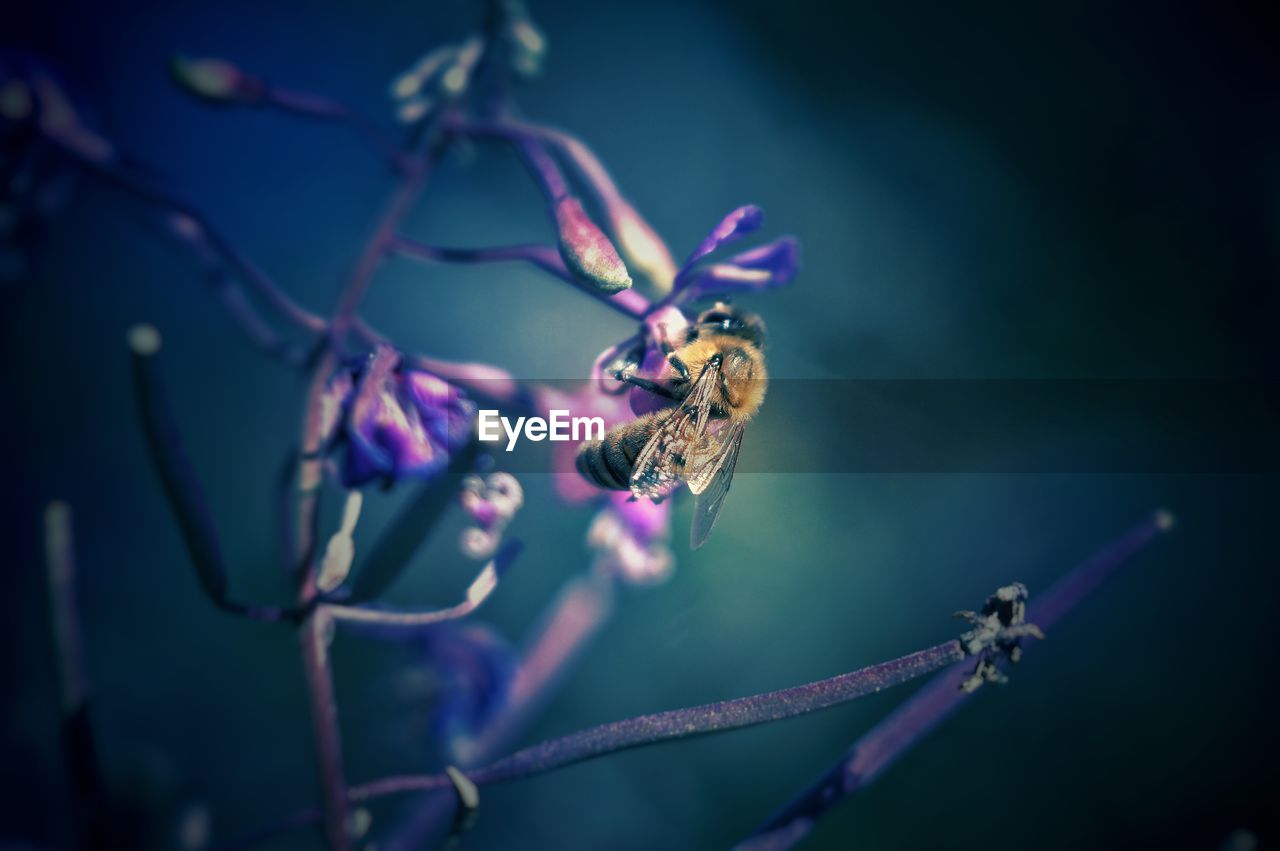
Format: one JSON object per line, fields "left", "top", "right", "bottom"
{"left": 735, "top": 510, "right": 1175, "bottom": 851}
{"left": 44, "top": 501, "right": 110, "bottom": 850}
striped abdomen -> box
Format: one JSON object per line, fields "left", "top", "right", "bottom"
{"left": 575, "top": 412, "right": 662, "bottom": 490}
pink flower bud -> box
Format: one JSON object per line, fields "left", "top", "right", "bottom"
{"left": 555, "top": 197, "right": 632, "bottom": 294}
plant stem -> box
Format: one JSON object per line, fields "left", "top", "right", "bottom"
{"left": 47, "top": 135, "right": 326, "bottom": 339}
{"left": 297, "top": 608, "right": 350, "bottom": 851}
{"left": 389, "top": 235, "right": 649, "bottom": 318}
{"left": 326, "top": 539, "right": 522, "bottom": 631}
{"left": 734, "top": 510, "right": 1175, "bottom": 851}
{"left": 263, "top": 86, "right": 406, "bottom": 169}
{"left": 221, "top": 633, "right": 964, "bottom": 848}
{"left": 291, "top": 131, "right": 446, "bottom": 850}
{"left": 44, "top": 502, "right": 110, "bottom": 850}
{"left": 354, "top": 640, "right": 966, "bottom": 801}
{"left": 329, "top": 149, "right": 438, "bottom": 340}
{"left": 381, "top": 570, "right": 617, "bottom": 851}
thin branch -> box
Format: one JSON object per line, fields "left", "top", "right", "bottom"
{"left": 298, "top": 608, "right": 350, "bottom": 851}
{"left": 354, "top": 640, "right": 967, "bottom": 801}
{"left": 328, "top": 139, "right": 442, "bottom": 340}
{"left": 44, "top": 502, "right": 110, "bottom": 850}
{"left": 263, "top": 86, "right": 407, "bottom": 169}
{"left": 45, "top": 502, "right": 89, "bottom": 716}
{"left": 222, "top": 636, "right": 967, "bottom": 847}
{"left": 326, "top": 539, "right": 522, "bottom": 631}
{"left": 449, "top": 116, "right": 676, "bottom": 292}
{"left": 45, "top": 133, "right": 327, "bottom": 341}
{"left": 446, "top": 118, "right": 643, "bottom": 299}
{"left": 290, "top": 123, "right": 448, "bottom": 851}
{"left": 389, "top": 235, "right": 649, "bottom": 319}
{"left": 391, "top": 236, "right": 572, "bottom": 281}
{"left": 346, "top": 440, "right": 485, "bottom": 602}
{"left": 381, "top": 570, "right": 619, "bottom": 851}
{"left": 226, "top": 510, "right": 1171, "bottom": 851}
{"left": 734, "top": 509, "right": 1175, "bottom": 851}
{"left": 129, "top": 324, "right": 295, "bottom": 623}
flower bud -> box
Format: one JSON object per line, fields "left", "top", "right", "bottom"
{"left": 555, "top": 197, "right": 632, "bottom": 294}
{"left": 170, "top": 55, "right": 264, "bottom": 104}
{"left": 608, "top": 198, "right": 677, "bottom": 292}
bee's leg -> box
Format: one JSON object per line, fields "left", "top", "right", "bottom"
{"left": 613, "top": 370, "right": 679, "bottom": 401}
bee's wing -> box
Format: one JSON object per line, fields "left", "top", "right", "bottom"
{"left": 629, "top": 361, "right": 719, "bottom": 501}
{"left": 687, "top": 420, "right": 746, "bottom": 549}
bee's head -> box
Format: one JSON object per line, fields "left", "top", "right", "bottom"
{"left": 691, "top": 302, "right": 767, "bottom": 348}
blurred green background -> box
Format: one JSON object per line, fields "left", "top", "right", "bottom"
{"left": 3, "top": 1, "right": 1278, "bottom": 849}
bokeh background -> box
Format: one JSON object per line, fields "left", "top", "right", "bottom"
{"left": 3, "top": 1, "right": 1278, "bottom": 849}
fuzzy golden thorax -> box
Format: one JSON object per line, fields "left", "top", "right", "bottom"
{"left": 666, "top": 334, "right": 768, "bottom": 421}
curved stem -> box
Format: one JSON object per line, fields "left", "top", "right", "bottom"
{"left": 263, "top": 86, "right": 407, "bottom": 169}
{"left": 357, "top": 640, "right": 964, "bottom": 800}
{"left": 44, "top": 502, "right": 110, "bottom": 849}
{"left": 298, "top": 608, "right": 350, "bottom": 851}
{"left": 389, "top": 235, "right": 649, "bottom": 319}
{"left": 222, "top": 637, "right": 964, "bottom": 848}
{"left": 290, "top": 128, "right": 449, "bottom": 851}
{"left": 390, "top": 236, "right": 573, "bottom": 281}
{"left": 131, "top": 325, "right": 294, "bottom": 622}
{"left": 735, "top": 510, "right": 1175, "bottom": 851}
{"left": 47, "top": 134, "right": 326, "bottom": 338}
{"left": 329, "top": 155, "right": 436, "bottom": 339}
{"left": 327, "top": 539, "right": 522, "bottom": 631}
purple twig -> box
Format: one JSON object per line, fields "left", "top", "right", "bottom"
{"left": 289, "top": 108, "right": 451, "bottom": 851}
{"left": 734, "top": 509, "right": 1175, "bottom": 851}
{"left": 380, "top": 570, "right": 619, "bottom": 850}
{"left": 129, "top": 324, "right": 295, "bottom": 623}
{"left": 354, "top": 640, "right": 967, "bottom": 800}
{"left": 325, "top": 540, "right": 522, "bottom": 632}
{"left": 389, "top": 234, "right": 649, "bottom": 318}
{"left": 44, "top": 501, "right": 111, "bottom": 849}
{"left": 263, "top": 86, "right": 407, "bottom": 169}
{"left": 45, "top": 134, "right": 326, "bottom": 343}
{"left": 45, "top": 502, "right": 88, "bottom": 716}
{"left": 329, "top": 154, "right": 439, "bottom": 340}
{"left": 450, "top": 116, "right": 678, "bottom": 291}
{"left": 169, "top": 54, "right": 405, "bottom": 168}
{"left": 221, "top": 632, "right": 964, "bottom": 847}
{"left": 297, "top": 608, "right": 351, "bottom": 851}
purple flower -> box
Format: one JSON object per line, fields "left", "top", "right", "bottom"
{"left": 459, "top": 472, "right": 524, "bottom": 559}
{"left": 324, "top": 345, "right": 475, "bottom": 488}
{"left": 417, "top": 622, "right": 517, "bottom": 761}
{"left": 588, "top": 492, "right": 674, "bottom": 585}
{"left": 668, "top": 205, "right": 800, "bottom": 305}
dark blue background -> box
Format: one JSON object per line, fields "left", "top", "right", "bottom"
{"left": 3, "top": 1, "right": 1278, "bottom": 849}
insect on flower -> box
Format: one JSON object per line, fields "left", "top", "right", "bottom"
{"left": 576, "top": 302, "right": 767, "bottom": 548}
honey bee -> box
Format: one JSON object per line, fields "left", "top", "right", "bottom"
{"left": 576, "top": 303, "right": 768, "bottom": 548}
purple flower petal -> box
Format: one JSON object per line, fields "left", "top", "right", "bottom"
{"left": 587, "top": 494, "right": 674, "bottom": 585}
{"left": 339, "top": 346, "right": 472, "bottom": 488}
{"left": 676, "top": 205, "right": 764, "bottom": 285}
{"left": 675, "top": 235, "right": 800, "bottom": 303}
{"left": 606, "top": 197, "right": 677, "bottom": 289}
{"left": 420, "top": 623, "right": 517, "bottom": 752}
{"left": 610, "top": 491, "right": 668, "bottom": 545}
